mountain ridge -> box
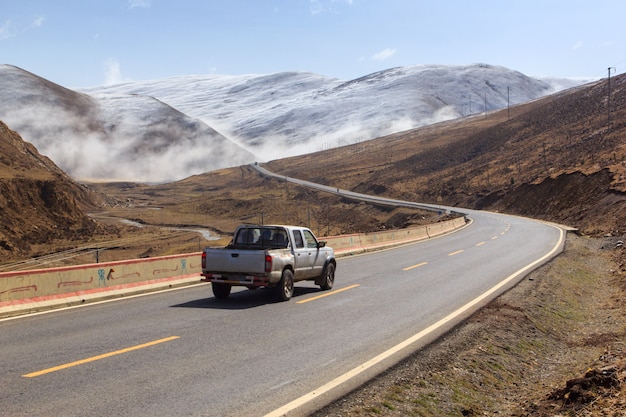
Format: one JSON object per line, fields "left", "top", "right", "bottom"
{"left": 0, "top": 62, "right": 588, "bottom": 182}
{"left": 84, "top": 63, "right": 584, "bottom": 162}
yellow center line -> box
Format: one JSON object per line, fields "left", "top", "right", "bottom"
{"left": 296, "top": 284, "right": 360, "bottom": 304}
{"left": 448, "top": 249, "right": 464, "bottom": 256}
{"left": 23, "top": 336, "right": 180, "bottom": 378}
{"left": 491, "top": 236, "right": 499, "bottom": 240}
{"left": 475, "top": 241, "right": 486, "bottom": 246}
{"left": 403, "top": 261, "right": 428, "bottom": 271}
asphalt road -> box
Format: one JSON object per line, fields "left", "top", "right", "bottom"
{"left": 0, "top": 208, "right": 564, "bottom": 417}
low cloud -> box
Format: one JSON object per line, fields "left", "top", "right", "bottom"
{"left": 1, "top": 93, "right": 254, "bottom": 182}
{"left": 104, "top": 59, "right": 126, "bottom": 85}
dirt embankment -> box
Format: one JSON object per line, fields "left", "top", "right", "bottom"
{"left": 0, "top": 121, "right": 107, "bottom": 259}
{"left": 492, "top": 168, "right": 626, "bottom": 239}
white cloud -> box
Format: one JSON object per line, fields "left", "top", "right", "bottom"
{"left": 310, "top": 0, "right": 353, "bottom": 15}
{"left": 1, "top": 17, "right": 44, "bottom": 40}
{"left": 31, "top": 16, "right": 45, "bottom": 28}
{"left": 0, "top": 20, "right": 16, "bottom": 40}
{"left": 128, "top": 0, "right": 151, "bottom": 9}
{"left": 571, "top": 41, "right": 582, "bottom": 50}
{"left": 372, "top": 48, "right": 397, "bottom": 61}
{"left": 310, "top": 0, "right": 323, "bottom": 15}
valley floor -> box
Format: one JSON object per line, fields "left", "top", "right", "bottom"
{"left": 313, "top": 234, "right": 626, "bottom": 416}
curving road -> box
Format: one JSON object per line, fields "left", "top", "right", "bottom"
{"left": 0, "top": 167, "right": 565, "bottom": 417}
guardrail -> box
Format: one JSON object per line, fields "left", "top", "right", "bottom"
{"left": 0, "top": 217, "right": 467, "bottom": 317}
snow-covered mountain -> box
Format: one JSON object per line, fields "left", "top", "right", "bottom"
{"left": 83, "top": 64, "right": 587, "bottom": 161}
{"left": 0, "top": 63, "right": 588, "bottom": 182}
{"left": 0, "top": 65, "right": 254, "bottom": 182}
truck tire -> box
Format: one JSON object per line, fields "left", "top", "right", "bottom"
{"left": 275, "top": 269, "right": 294, "bottom": 301}
{"left": 319, "top": 263, "right": 335, "bottom": 291}
{"left": 212, "top": 282, "right": 232, "bottom": 299}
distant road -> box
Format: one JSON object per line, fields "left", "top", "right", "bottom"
{"left": 251, "top": 163, "right": 455, "bottom": 215}
{"left": 0, "top": 166, "right": 565, "bottom": 417}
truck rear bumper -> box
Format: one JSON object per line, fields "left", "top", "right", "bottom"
{"left": 201, "top": 273, "right": 271, "bottom": 287}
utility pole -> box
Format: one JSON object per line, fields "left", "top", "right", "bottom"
{"left": 307, "top": 194, "right": 311, "bottom": 228}
{"left": 507, "top": 86, "right": 510, "bottom": 119}
{"left": 608, "top": 67, "right": 616, "bottom": 131}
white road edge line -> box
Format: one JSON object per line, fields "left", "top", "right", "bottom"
{"left": 264, "top": 224, "right": 565, "bottom": 417}
{"left": 0, "top": 282, "right": 207, "bottom": 322}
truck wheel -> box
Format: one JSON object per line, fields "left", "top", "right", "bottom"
{"left": 212, "top": 282, "right": 232, "bottom": 299}
{"left": 319, "top": 263, "right": 335, "bottom": 290}
{"left": 275, "top": 269, "right": 294, "bottom": 301}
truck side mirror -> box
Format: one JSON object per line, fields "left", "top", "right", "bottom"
{"left": 317, "top": 241, "right": 326, "bottom": 248}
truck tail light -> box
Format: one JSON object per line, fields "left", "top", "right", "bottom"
{"left": 265, "top": 254, "right": 272, "bottom": 273}
{"left": 201, "top": 252, "right": 206, "bottom": 269}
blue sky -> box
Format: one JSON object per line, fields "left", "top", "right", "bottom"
{"left": 2, "top": 0, "right": 625, "bottom": 88}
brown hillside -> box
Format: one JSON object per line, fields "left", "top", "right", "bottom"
{"left": 266, "top": 75, "right": 626, "bottom": 236}
{"left": 0, "top": 121, "right": 107, "bottom": 260}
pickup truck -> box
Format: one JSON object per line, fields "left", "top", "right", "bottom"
{"left": 201, "top": 225, "right": 336, "bottom": 301}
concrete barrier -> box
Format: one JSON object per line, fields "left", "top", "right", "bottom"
{"left": 326, "top": 216, "right": 467, "bottom": 256}
{"left": 0, "top": 253, "right": 202, "bottom": 317}
{"left": 0, "top": 217, "right": 467, "bottom": 317}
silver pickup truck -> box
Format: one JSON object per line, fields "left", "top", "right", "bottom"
{"left": 201, "top": 224, "right": 336, "bottom": 301}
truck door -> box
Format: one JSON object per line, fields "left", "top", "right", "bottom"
{"left": 291, "top": 229, "right": 312, "bottom": 279}
{"left": 303, "top": 229, "right": 325, "bottom": 278}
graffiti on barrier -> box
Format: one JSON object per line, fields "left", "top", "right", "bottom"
{"left": 57, "top": 277, "right": 94, "bottom": 288}
{"left": 0, "top": 285, "right": 37, "bottom": 297}
{"left": 153, "top": 265, "right": 179, "bottom": 276}
{"left": 98, "top": 269, "right": 106, "bottom": 287}
{"left": 108, "top": 271, "right": 141, "bottom": 280}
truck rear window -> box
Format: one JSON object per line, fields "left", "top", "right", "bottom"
{"left": 231, "top": 227, "right": 289, "bottom": 249}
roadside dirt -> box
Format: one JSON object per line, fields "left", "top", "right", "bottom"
{"left": 313, "top": 234, "right": 626, "bottom": 416}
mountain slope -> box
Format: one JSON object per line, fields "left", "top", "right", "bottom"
{"left": 0, "top": 65, "right": 255, "bottom": 182}
{"left": 83, "top": 64, "right": 583, "bottom": 161}
{"left": 264, "top": 73, "right": 625, "bottom": 236}
{"left": 0, "top": 121, "right": 103, "bottom": 258}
